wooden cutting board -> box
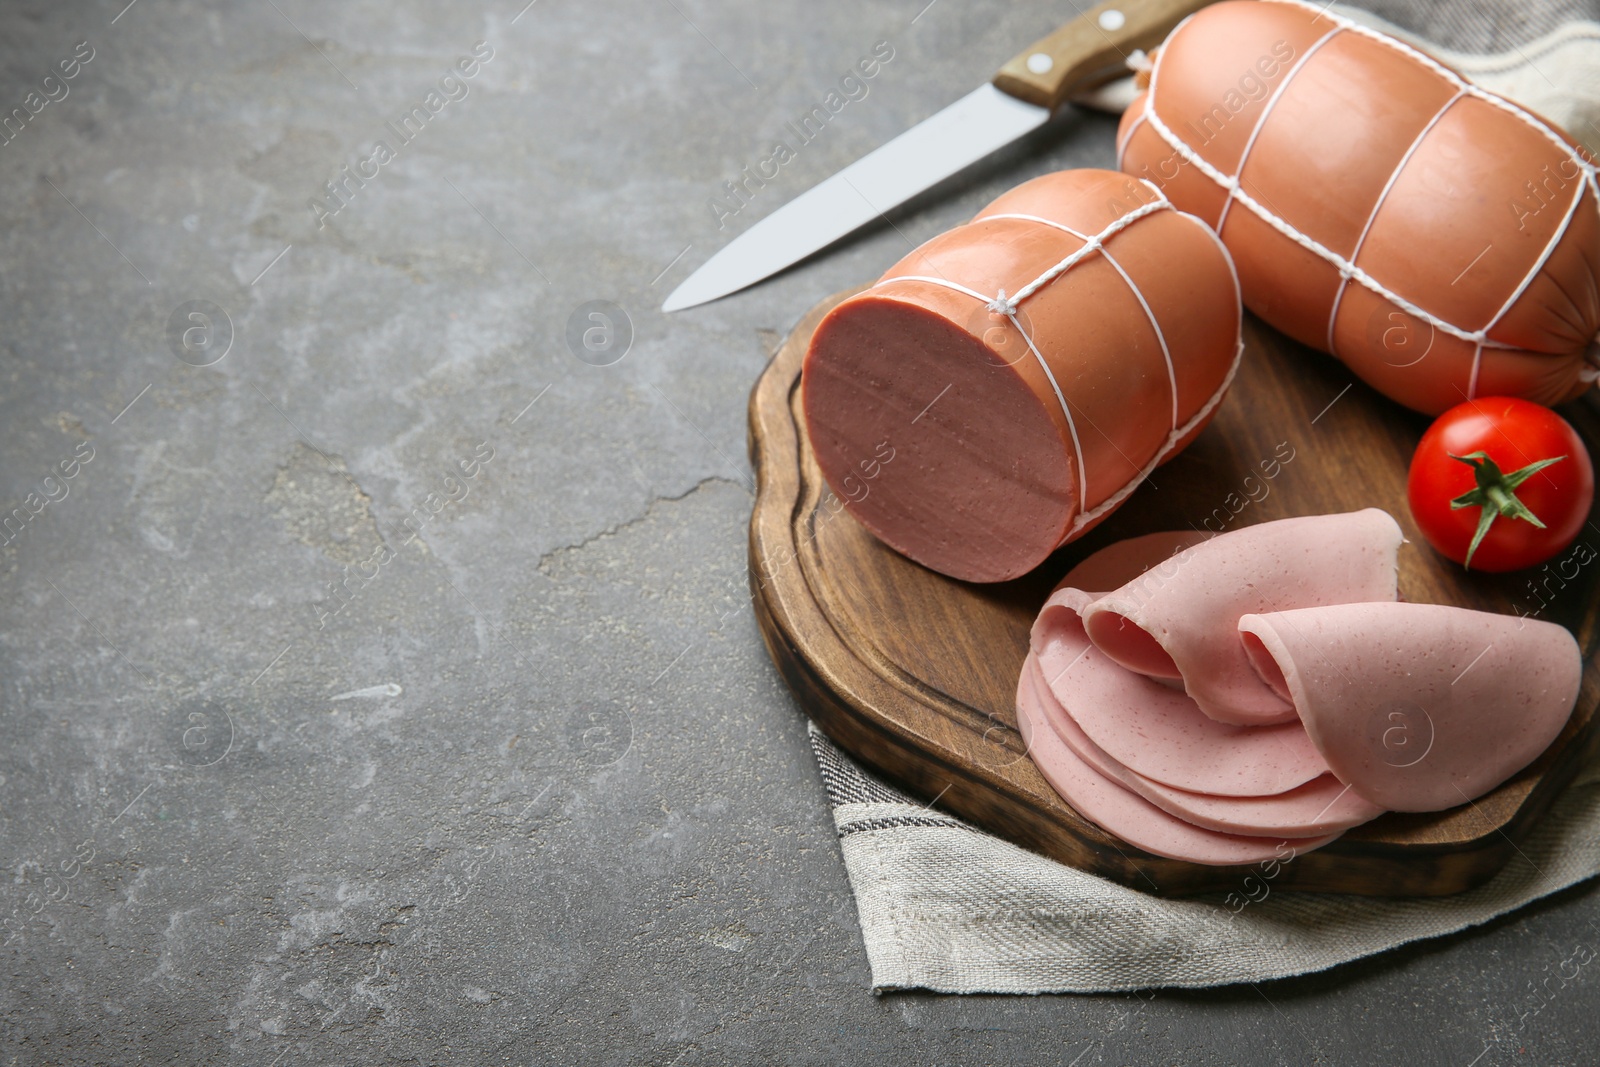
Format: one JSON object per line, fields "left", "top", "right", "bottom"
{"left": 749, "top": 287, "right": 1600, "bottom": 898}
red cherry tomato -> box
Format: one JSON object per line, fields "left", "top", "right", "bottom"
{"left": 1407, "top": 398, "right": 1594, "bottom": 572}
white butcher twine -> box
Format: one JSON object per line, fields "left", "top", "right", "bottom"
{"left": 871, "top": 193, "right": 1244, "bottom": 539}
{"left": 1123, "top": 0, "right": 1600, "bottom": 399}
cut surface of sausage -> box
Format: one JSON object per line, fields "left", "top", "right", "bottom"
{"left": 804, "top": 169, "right": 1242, "bottom": 582}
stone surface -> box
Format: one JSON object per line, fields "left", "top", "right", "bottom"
{"left": 1, "top": 0, "right": 1597, "bottom": 1064}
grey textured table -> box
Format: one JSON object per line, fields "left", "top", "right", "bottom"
{"left": 2, "top": 1, "right": 1598, "bottom": 1064}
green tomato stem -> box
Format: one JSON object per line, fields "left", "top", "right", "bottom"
{"left": 1446, "top": 450, "right": 1565, "bottom": 570}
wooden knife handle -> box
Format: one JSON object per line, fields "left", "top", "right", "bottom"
{"left": 993, "top": 0, "right": 1214, "bottom": 110}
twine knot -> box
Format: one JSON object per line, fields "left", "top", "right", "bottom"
{"left": 986, "top": 290, "right": 1016, "bottom": 315}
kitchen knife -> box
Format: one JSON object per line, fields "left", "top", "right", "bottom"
{"left": 662, "top": 0, "right": 1212, "bottom": 312}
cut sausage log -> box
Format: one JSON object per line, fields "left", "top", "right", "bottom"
{"left": 1117, "top": 0, "right": 1600, "bottom": 415}
{"left": 803, "top": 169, "right": 1242, "bottom": 583}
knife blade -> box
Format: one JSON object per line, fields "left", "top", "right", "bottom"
{"left": 662, "top": 0, "right": 1213, "bottom": 312}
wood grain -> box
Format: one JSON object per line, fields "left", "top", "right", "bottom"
{"left": 749, "top": 287, "right": 1600, "bottom": 898}
{"left": 992, "top": 0, "right": 1209, "bottom": 110}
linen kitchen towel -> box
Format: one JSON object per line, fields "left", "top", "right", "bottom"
{"left": 812, "top": 724, "right": 1600, "bottom": 994}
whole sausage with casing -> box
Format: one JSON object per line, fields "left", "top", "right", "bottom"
{"left": 803, "top": 169, "right": 1241, "bottom": 583}
{"left": 1117, "top": 0, "right": 1600, "bottom": 415}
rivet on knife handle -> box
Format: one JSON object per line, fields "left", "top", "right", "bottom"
{"left": 992, "top": 0, "right": 1213, "bottom": 111}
